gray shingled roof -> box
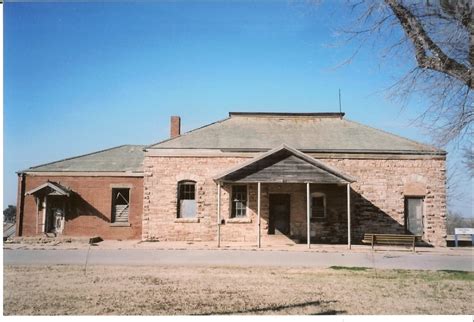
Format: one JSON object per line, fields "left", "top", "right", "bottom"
{"left": 148, "top": 113, "right": 444, "bottom": 154}
{"left": 22, "top": 145, "right": 144, "bottom": 173}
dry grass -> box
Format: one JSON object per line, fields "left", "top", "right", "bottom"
{"left": 3, "top": 265, "right": 473, "bottom": 315}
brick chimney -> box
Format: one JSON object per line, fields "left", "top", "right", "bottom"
{"left": 170, "top": 116, "right": 181, "bottom": 138}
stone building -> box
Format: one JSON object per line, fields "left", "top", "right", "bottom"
{"left": 16, "top": 112, "right": 447, "bottom": 246}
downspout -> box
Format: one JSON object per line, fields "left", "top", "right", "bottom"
{"left": 16, "top": 173, "right": 26, "bottom": 237}
{"left": 217, "top": 182, "right": 221, "bottom": 248}
{"left": 347, "top": 183, "right": 351, "bottom": 250}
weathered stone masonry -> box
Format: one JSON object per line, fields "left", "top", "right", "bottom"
{"left": 143, "top": 155, "right": 446, "bottom": 246}
{"left": 16, "top": 113, "right": 446, "bottom": 246}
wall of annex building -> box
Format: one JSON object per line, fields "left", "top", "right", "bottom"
{"left": 18, "top": 175, "right": 143, "bottom": 240}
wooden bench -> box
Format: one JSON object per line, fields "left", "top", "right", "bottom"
{"left": 446, "top": 234, "right": 474, "bottom": 246}
{"left": 362, "top": 233, "right": 421, "bottom": 252}
{"left": 451, "top": 228, "right": 474, "bottom": 247}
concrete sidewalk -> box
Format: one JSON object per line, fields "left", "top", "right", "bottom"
{"left": 3, "top": 247, "right": 473, "bottom": 271}
{"left": 4, "top": 238, "right": 473, "bottom": 255}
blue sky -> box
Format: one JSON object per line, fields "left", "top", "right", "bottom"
{"left": 4, "top": 1, "right": 472, "bottom": 217}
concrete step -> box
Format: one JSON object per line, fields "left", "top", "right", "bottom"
{"left": 3, "top": 223, "right": 16, "bottom": 241}
{"left": 11, "top": 236, "right": 90, "bottom": 244}
{"left": 261, "top": 234, "right": 298, "bottom": 245}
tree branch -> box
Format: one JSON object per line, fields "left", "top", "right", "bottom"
{"left": 385, "top": 0, "right": 472, "bottom": 88}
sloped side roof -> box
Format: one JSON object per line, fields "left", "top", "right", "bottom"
{"left": 21, "top": 145, "right": 144, "bottom": 173}
{"left": 147, "top": 113, "right": 444, "bottom": 154}
{"left": 214, "top": 144, "right": 356, "bottom": 184}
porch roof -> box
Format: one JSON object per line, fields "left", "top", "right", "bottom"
{"left": 26, "top": 181, "right": 71, "bottom": 197}
{"left": 213, "top": 144, "right": 356, "bottom": 184}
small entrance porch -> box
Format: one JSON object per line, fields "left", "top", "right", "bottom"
{"left": 25, "top": 181, "right": 71, "bottom": 236}
{"left": 214, "top": 144, "right": 356, "bottom": 249}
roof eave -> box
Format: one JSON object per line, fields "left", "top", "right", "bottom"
{"left": 20, "top": 170, "right": 144, "bottom": 177}
{"left": 147, "top": 147, "right": 446, "bottom": 155}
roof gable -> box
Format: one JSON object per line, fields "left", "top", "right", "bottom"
{"left": 214, "top": 144, "right": 356, "bottom": 184}
{"left": 26, "top": 181, "right": 71, "bottom": 197}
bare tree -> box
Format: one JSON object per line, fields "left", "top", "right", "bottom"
{"left": 446, "top": 210, "right": 474, "bottom": 234}
{"left": 335, "top": 0, "right": 473, "bottom": 171}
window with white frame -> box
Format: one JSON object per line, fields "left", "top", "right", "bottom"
{"left": 177, "top": 181, "right": 196, "bottom": 218}
{"left": 311, "top": 192, "right": 326, "bottom": 219}
{"left": 231, "top": 185, "right": 247, "bottom": 218}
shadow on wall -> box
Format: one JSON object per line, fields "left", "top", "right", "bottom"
{"left": 279, "top": 188, "right": 432, "bottom": 246}
{"left": 66, "top": 192, "right": 110, "bottom": 223}
{"left": 351, "top": 189, "right": 432, "bottom": 247}
{"left": 351, "top": 189, "right": 406, "bottom": 241}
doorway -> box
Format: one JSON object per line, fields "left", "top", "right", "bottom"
{"left": 269, "top": 194, "right": 290, "bottom": 235}
{"left": 46, "top": 196, "right": 66, "bottom": 235}
{"left": 405, "top": 197, "right": 424, "bottom": 236}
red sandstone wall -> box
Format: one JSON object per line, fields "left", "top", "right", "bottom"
{"left": 143, "top": 155, "right": 447, "bottom": 246}
{"left": 20, "top": 175, "right": 143, "bottom": 240}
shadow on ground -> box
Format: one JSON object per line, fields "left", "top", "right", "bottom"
{"left": 195, "top": 300, "right": 346, "bottom": 315}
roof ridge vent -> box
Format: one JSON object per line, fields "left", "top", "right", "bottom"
{"left": 228, "top": 112, "right": 345, "bottom": 118}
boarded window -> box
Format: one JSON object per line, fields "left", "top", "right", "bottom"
{"left": 112, "top": 188, "right": 130, "bottom": 223}
{"left": 311, "top": 194, "right": 326, "bottom": 219}
{"left": 178, "top": 181, "right": 196, "bottom": 218}
{"left": 406, "top": 197, "right": 423, "bottom": 235}
{"left": 231, "top": 185, "right": 247, "bottom": 218}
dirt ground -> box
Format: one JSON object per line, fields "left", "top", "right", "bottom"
{"left": 3, "top": 264, "right": 473, "bottom": 315}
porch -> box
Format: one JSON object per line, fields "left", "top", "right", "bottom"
{"left": 25, "top": 181, "right": 71, "bottom": 236}
{"left": 213, "top": 145, "right": 356, "bottom": 249}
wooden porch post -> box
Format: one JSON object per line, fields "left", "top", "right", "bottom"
{"left": 347, "top": 183, "right": 351, "bottom": 250}
{"left": 34, "top": 197, "right": 39, "bottom": 235}
{"left": 61, "top": 198, "right": 66, "bottom": 234}
{"left": 257, "top": 182, "right": 261, "bottom": 248}
{"left": 42, "top": 196, "right": 47, "bottom": 234}
{"left": 307, "top": 182, "right": 311, "bottom": 249}
{"left": 217, "top": 182, "right": 221, "bottom": 248}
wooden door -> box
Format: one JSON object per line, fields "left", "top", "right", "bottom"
{"left": 269, "top": 194, "right": 290, "bottom": 235}
{"left": 405, "top": 197, "right": 423, "bottom": 236}
{"left": 47, "top": 197, "right": 65, "bottom": 234}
